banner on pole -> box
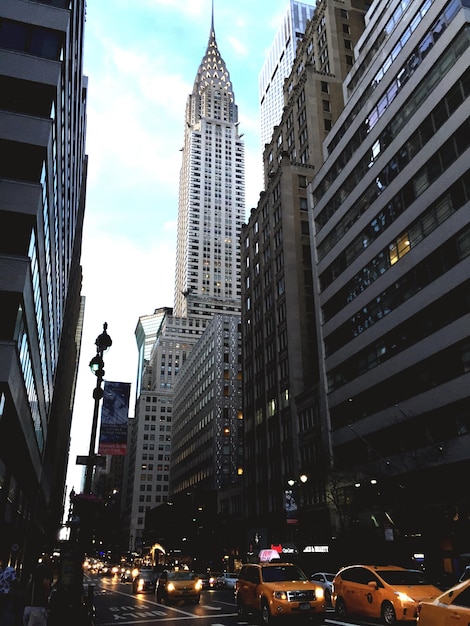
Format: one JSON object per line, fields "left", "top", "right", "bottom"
{"left": 98, "top": 381, "right": 130, "bottom": 455}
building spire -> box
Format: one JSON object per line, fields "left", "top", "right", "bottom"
{"left": 191, "top": 0, "right": 234, "bottom": 104}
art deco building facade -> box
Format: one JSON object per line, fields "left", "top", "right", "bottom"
{"left": 310, "top": 0, "right": 470, "bottom": 569}
{"left": 128, "top": 13, "right": 246, "bottom": 559}
{"left": 0, "top": 0, "right": 87, "bottom": 568}
{"left": 129, "top": 16, "right": 245, "bottom": 556}
{"left": 241, "top": 0, "right": 367, "bottom": 556}
{"left": 173, "top": 14, "right": 244, "bottom": 321}
{"left": 259, "top": 0, "right": 317, "bottom": 149}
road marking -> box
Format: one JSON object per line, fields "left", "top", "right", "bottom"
{"left": 96, "top": 613, "right": 237, "bottom": 625}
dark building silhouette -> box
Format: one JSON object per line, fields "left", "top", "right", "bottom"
{"left": 0, "top": 0, "right": 87, "bottom": 571}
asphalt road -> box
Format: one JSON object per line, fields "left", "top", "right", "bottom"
{"left": 89, "top": 575, "right": 394, "bottom": 626}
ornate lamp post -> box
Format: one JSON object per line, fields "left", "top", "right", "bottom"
{"left": 83, "top": 322, "right": 112, "bottom": 494}
{"left": 51, "top": 325, "right": 111, "bottom": 624}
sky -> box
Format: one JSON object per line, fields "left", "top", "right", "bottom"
{"left": 66, "top": 0, "right": 313, "bottom": 495}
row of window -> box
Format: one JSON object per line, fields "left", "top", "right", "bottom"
{"left": 321, "top": 116, "right": 470, "bottom": 320}
{"left": 328, "top": 274, "right": 470, "bottom": 393}
{"left": 323, "top": 169, "right": 470, "bottom": 330}
{"left": 330, "top": 0, "right": 448, "bottom": 158}
{"left": 318, "top": 63, "right": 470, "bottom": 266}
{"left": 334, "top": 397, "right": 470, "bottom": 471}
{"left": 0, "top": 18, "right": 63, "bottom": 61}
{"left": 314, "top": 0, "right": 462, "bottom": 225}
{"left": 326, "top": 182, "right": 469, "bottom": 356}
{"left": 330, "top": 333, "right": 470, "bottom": 430}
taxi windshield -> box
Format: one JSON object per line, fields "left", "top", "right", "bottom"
{"left": 168, "top": 571, "right": 196, "bottom": 581}
{"left": 378, "top": 570, "right": 429, "bottom": 586}
{"left": 261, "top": 565, "right": 307, "bottom": 582}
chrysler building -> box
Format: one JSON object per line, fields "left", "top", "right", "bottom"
{"left": 127, "top": 6, "right": 245, "bottom": 548}
{"left": 173, "top": 10, "right": 245, "bottom": 321}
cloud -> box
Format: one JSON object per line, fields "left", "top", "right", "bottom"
{"left": 144, "top": 0, "right": 207, "bottom": 16}
{"left": 227, "top": 36, "right": 248, "bottom": 57}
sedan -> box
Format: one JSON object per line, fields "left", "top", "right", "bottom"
{"left": 310, "top": 572, "right": 335, "bottom": 604}
{"left": 417, "top": 578, "right": 470, "bottom": 624}
{"left": 216, "top": 572, "right": 238, "bottom": 589}
{"left": 156, "top": 570, "right": 202, "bottom": 604}
{"left": 333, "top": 565, "right": 441, "bottom": 624}
{"left": 132, "top": 569, "right": 158, "bottom": 593}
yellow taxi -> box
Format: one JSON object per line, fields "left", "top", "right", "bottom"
{"left": 332, "top": 565, "right": 441, "bottom": 625}
{"left": 417, "top": 578, "right": 470, "bottom": 624}
{"left": 235, "top": 562, "right": 325, "bottom": 624}
{"left": 155, "top": 570, "right": 202, "bottom": 604}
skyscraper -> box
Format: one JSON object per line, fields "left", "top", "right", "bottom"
{"left": 0, "top": 0, "right": 87, "bottom": 567}
{"left": 259, "top": 0, "right": 317, "bottom": 148}
{"left": 242, "top": 0, "right": 367, "bottom": 557}
{"left": 310, "top": 0, "right": 470, "bottom": 566}
{"left": 174, "top": 11, "right": 245, "bottom": 321}
{"left": 127, "top": 8, "right": 245, "bottom": 555}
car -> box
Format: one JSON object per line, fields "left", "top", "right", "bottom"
{"left": 417, "top": 578, "right": 470, "bottom": 624}
{"left": 310, "top": 572, "right": 335, "bottom": 604}
{"left": 197, "top": 572, "right": 220, "bottom": 589}
{"left": 332, "top": 565, "right": 442, "bottom": 625}
{"left": 155, "top": 570, "right": 202, "bottom": 604}
{"left": 132, "top": 568, "right": 158, "bottom": 593}
{"left": 235, "top": 561, "right": 325, "bottom": 624}
{"left": 121, "top": 565, "right": 139, "bottom": 582}
{"left": 217, "top": 572, "right": 238, "bottom": 589}
{"left": 197, "top": 572, "right": 210, "bottom": 589}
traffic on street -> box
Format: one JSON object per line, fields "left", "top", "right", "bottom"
{"left": 85, "top": 571, "right": 417, "bottom": 626}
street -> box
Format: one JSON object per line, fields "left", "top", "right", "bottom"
{"left": 88, "top": 574, "right": 391, "bottom": 626}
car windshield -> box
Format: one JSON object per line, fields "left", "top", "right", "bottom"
{"left": 168, "top": 571, "right": 197, "bottom": 581}
{"left": 262, "top": 565, "right": 308, "bottom": 583}
{"left": 378, "top": 570, "right": 430, "bottom": 586}
{"left": 140, "top": 571, "right": 156, "bottom": 580}
{"left": 325, "top": 574, "right": 335, "bottom": 582}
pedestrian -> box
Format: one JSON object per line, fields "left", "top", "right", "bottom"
{"left": 22, "top": 555, "right": 53, "bottom": 626}
{"left": 0, "top": 557, "right": 18, "bottom": 625}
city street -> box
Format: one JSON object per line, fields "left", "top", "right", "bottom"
{"left": 88, "top": 575, "right": 387, "bottom": 626}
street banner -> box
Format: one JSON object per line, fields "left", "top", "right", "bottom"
{"left": 284, "top": 489, "right": 299, "bottom": 525}
{"left": 98, "top": 381, "right": 130, "bottom": 455}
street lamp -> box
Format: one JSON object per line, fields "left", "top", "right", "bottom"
{"left": 84, "top": 323, "right": 112, "bottom": 494}
{"left": 286, "top": 474, "right": 310, "bottom": 549}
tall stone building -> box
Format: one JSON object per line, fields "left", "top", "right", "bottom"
{"left": 127, "top": 11, "right": 245, "bottom": 558}
{"left": 173, "top": 12, "right": 244, "bottom": 321}
{"left": 0, "top": 0, "right": 87, "bottom": 569}
{"left": 310, "top": 0, "right": 470, "bottom": 571}
{"left": 241, "top": 0, "right": 367, "bottom": 560}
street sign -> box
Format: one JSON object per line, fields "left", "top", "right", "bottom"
{"left": 76, "top": 454, "right": 107, "bottom": 467}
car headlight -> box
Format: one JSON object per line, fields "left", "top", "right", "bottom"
{"left": 274, "top": 591, "right": 288, "bottom": 600}
{"left": 138, "top": 580, "right": 144, "bottom": 591}
{"left": 395, "top": 591, "right": 414, "bottom": 603}
{"left": 195, "top": 580, "right": 203, "bottom": 591}
{"left": 167, "top": 583, "right": 176, "bottom": 592}
{"left": 132, "top": 568, "right": 139, "bottom": 578}
{"left": 315, "top": 587, "right": 324, "bottom": 599}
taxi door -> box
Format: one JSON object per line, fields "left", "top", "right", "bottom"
{"left": 354, "top": 571, "right": 385, "bottom": 620}
{"left": 361, "top": 579, "right": 386, "bottom": 620}
{"left": 238, "top": 566, "right": 261, "bottom": 612}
